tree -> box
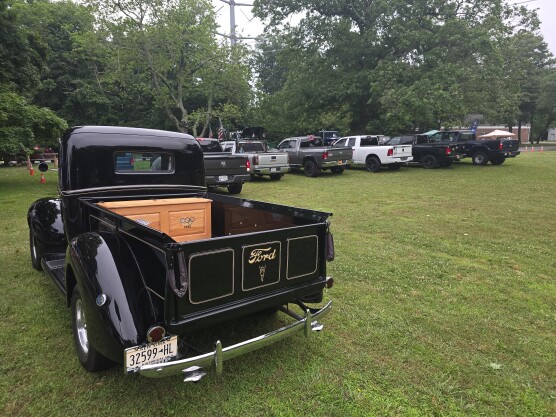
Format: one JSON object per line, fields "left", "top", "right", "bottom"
{"left": 533, "top": 69, "right": 556, "bottom": 141}
{"left": 0, "top": 0, "right": 46, "bottom": 94}
{"left": 0, "top": 0, "right": 66, "bottom": 162}
{"left": 89, "top": 0, "right": 252, "bottom": 133}
{"left": 499, "top": 30, "right": 553, "bottom": 142}
{"left": 0, "top": 89, "right": 67, "bottom": 162}
{"left": 253, "top": 0, "right": 549, "bottom": 135}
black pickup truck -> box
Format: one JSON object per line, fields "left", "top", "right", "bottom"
{"left": 27, "top": 126, "right": 334, "bottom": 380}
{"left": 197, "top": 138, "right": 250, "bottom": 194}
{"left": 428, "top": 130, "right": 520, "bottom": 165}
{"left": 385, "top": 135, "right": 463, "bottom": 168}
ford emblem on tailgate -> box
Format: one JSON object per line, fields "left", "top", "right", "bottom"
{"left": 242, "top": 241, "right": 281, "bottom": 290}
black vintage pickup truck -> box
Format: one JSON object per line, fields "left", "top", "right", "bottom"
{"left": 28, "top": 126, "right": 334, "bottom": 380}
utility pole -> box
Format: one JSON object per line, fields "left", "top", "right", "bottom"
{"left": 218, "top": 0, "right": 256, "bottom": 46}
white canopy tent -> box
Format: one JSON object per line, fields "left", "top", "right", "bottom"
{"left": 478, "top": 129, "right": 516, "bottom": 139}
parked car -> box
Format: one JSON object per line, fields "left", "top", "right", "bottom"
{"left": 316, "top": 130, "right": 341, "bottom": 146}
{"left": 428, "top": 130, "right": 520, "bottom": 165}
{"left": 332, "top": 135, "right": 412, "bottom": 172}
{"left": 275, "top": 136, "right": 353, "bottom": 177}
{"left": 385, "top": 135, "right": 463, "bottom": 168}
{"left": 197, "top": 138, "right": 251, "bottom": 194}
{"left": 221, "top": 139, "right": 290, "bottom": 180}
{"left": 27, "top": 126, "right": 334, "bottom": 380}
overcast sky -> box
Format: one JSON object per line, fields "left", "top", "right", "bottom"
{"left": 212, "top": 0, "right": 556, "bottom": 56}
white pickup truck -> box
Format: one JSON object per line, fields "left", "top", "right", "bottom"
{"left": 333, "top": 135, "right": 413, "bottom": 172}
{"left": 221, "top": 140, "right": 290, "bottom": 180}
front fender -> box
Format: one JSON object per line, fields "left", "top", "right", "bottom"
{"left": 27, "top": 198, "right": 66, "bottom": 257}
{"left": 67, "top": 232, "right": 157, "bottom": 364}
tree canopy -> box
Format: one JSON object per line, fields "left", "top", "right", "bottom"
{"left": 252, "top": 0, "right": 555, "bottom": 137}
{"left": 1, "top": 0, "right": 555, "bottom": 156}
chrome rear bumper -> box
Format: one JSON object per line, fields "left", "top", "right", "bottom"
{"left": 138, "top": 300, "right": 332, "bottom": 380}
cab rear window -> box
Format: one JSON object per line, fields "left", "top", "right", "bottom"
{"left": 114, "top": 152, "right": 174, "bottom": 173}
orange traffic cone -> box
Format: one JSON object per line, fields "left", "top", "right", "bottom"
{"left": 541, "top": 146, "right": 544, "bottom": 152}
{"left": 40, "top": 173, "right": 46, "bottom": 184}
{"left": 30, "top": 166, "right": 34, "bottom": 176}
{"left": 525, "top": 146, "right": 528, "bottom": 152}
{"left": 531, "top": 146, "right": 535, "bottom": 152}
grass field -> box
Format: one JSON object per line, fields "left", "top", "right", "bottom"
{"left": 1, "top": 153, "right": 555, "bottom": 417}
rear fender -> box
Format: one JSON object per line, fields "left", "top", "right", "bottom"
{"left": 67, "top": 232, "right": 157, "bottom": 363}
{"left": 303, "top": 156, "right": 318, "bottom": 165}
{"left": 27, "top": 198, "right": 66, "bottom": 257}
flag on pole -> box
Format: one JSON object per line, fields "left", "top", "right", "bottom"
{"left": 218, "top": 117, "right": 225, "bottom": 141}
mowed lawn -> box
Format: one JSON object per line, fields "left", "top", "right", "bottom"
{"left": 0, "top": 152, "right": 554, "bottom": 417}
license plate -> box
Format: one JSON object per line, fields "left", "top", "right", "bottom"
{"left": 337, "top": 160, "right": 344, "bottom": 165}
{"left": 270, "top": 167, "right": 277, "bottom": 172}
{"left": 218, "top": 175, "right": 228, "bottom": 182}
{"left": 400, "top": 157, "right": 408, "bottom": 161}
{"left": 124, "top": 335, "right": 178, "bottom": 373}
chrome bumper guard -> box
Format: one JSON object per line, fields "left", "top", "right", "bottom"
{"left": 253, "top": 166, "right": 290, "bottom": 175}
{"left": 322, "top": 160, "right": 350, "bottom": 168}
{"left": 138, "top": 300, "right": 332, "bottom": 380}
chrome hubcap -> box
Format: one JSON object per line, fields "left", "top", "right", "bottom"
{"left": 31, "top": 238, "right": 37, "bottom": 260}
{"left": 75, "top": 299, "right": 89, "bottom": 354}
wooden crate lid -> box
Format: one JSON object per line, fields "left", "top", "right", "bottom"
{"left": 98, "top": 197, "right": 211, "bottom": 209}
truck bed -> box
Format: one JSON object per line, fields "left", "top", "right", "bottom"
{"left": 87, "top": 193, "right": 330, "bottom": 329}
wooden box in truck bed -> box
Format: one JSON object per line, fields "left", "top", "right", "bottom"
{"left": 98, "top": 197, "right": 212, "bottom": 242}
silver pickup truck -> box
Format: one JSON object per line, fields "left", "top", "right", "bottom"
{"left": 221, "top": 140, "right": 290, "bottom": 180}
{"left": 275, "top": 136, "right": 353, "bottom": 177}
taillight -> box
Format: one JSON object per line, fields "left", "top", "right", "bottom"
{"left": 322, "top": 151, "right": 329, "bottom": 160}
{"left": 387, "top": 148, "right": 393, "bottom": 156}
{"left": 445, "top": 147, "right": 452, "bottom": 155}
{"left": 246, "top": 158, "right": 251, "bottom": 172}
{"left": 147, "top": 326, "right": 166, "bottom": 343}
{"left": 499, "top": 142, "right": 503, "bottom": 150}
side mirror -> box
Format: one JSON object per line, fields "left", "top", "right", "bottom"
{"left": 38, "top": 162, "right": 49, "bottom": 172}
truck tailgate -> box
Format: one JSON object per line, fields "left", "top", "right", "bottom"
{"left": 501, "top": 139, "right": 520, "bottom": 152}
{"left": 257, "top": 153, "right": 289, "bottom": 167}
{"left": 326, "top": 146, "right": 352, "bottom": 161}
{"left": 164, "top": 223, "right": 329, "bottom": 332}
{"left": 204, "top": 153, "right": 249, "bottom": 176}
{"left": 392, "top": 145, "right": 412, "bottom": 158}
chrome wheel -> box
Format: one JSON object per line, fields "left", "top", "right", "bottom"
{"left": 75, "top": 298, "right": 89, "bottom": 355}
{"left": 472, "top": 151, "right": 488, "bottom": 165}
{"left": 71, "top": 287, "right": 112, "bottom": 372}
{"left": 29, "top": 229, "right": 42, "bottom": 271}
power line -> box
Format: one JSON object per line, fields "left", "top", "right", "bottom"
{"left": 217, "top": 0, "right": 257, "bottom": 46}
